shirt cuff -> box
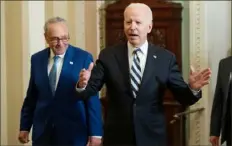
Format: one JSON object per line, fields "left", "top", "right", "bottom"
{"left": 90, "top": 136, "right": 102, "bottom": 138}
{"left": 75, "top": 83, "right": 86, "bottom": 92}
{"left": 189, "top": 86, "right": 200, "bottom": 96}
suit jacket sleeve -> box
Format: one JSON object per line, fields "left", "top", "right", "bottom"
{"left": 210, "top": 60, "right": 223, "bottom": 136}
{"left": 77, "top": 51, "right": 106, "bottom": 99}
{"left": 83, "top": 54, "right": 103, "bottom": 136}
{"left": 20, "top": 55, "right": 38, "bottom": 131}
{"left": 167, "top": 54, "right": 201, "bottom": 106}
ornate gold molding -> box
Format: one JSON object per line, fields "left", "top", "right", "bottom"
{"left": 189, "top": 1, "right": 204, "bottom": 145}
{"left": 99, "top": 0, "right": 116, "bottom": 50}
{"left": 98, "top": 1, "right": 117, "bottom": 98}
{"left": 194, "top": 2, "right": 201, "bottom": 145}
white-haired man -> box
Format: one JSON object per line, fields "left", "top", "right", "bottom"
{"left": 18, "top": 17, "right": 102, "bottom": 146}
{"left": 77, "top": 3, "right": 211, "bottom": 146}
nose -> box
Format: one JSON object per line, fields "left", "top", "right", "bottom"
{"left": 130, "top": 22, "right": 136, "bottom": 30}
{"left": 56, "top": 39, "right": 62, "bottom": 45}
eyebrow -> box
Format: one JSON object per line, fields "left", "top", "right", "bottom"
{"left": 49, "top": 35, "right": 69, "bottom": 38}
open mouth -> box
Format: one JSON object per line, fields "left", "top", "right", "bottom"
{"left": 129, "top": 34, "right": 138, "bottom": 37}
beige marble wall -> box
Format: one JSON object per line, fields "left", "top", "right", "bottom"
{"left": 4, "top": 2, "right": 24, "bottom": 145}
{"left": 1, "top": 1, "right": 7, "bottom": 145}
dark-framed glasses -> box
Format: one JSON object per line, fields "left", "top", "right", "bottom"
{"left": 49, "top": 36, "right": 70, "bottom": 44}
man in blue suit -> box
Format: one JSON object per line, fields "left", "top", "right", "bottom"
{"left": 18, "top": 17, "right": 102, "bottom": 146}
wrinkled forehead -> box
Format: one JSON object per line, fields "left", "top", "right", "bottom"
{"left": 124, "top": 6, "right": 150, "bottom": 22}
{"left": 46, "top": 22, "right": 69, "bottom": 37}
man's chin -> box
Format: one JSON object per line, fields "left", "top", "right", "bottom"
{"left": 128, "top": 40, "right": 140, "bottom": 47}
{"left": 54, "top": 49, "right": 65, "bottom": 55}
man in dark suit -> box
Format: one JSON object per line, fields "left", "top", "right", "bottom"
{"left": 18, "top": 17, "right": 102, "bottom": 146}
{"left": 210, "top": 56, "right": 232, "bottom": 146}
{"left": 77, "top": 3, "right": 211, "bottom": 146}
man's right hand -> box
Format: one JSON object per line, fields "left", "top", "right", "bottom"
{"left": 18, "top": 131, "right": 30, "bottom": 144}
{"left": 209, "top": 136, "right": 219, "bottom": 146}
{"left": 78, "top": 62, "right": 94, "bottom": 88}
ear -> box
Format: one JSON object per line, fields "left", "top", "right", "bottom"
{"left": 44, "top": 33, "right": 49, "bottom": 43}
{"left": 147, "top": 22, "right": 153, "bottom": 33}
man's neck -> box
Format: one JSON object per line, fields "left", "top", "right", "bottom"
{"left": 128, "top": 40, "right": 148, "bottom": 48}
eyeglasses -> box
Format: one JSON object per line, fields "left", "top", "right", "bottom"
{"left": 48, "top": 36, "right": 70, "bottom": 44}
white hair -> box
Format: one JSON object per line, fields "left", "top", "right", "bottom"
{"left": 124, "top": 3, "right": 153, "bottom": 23}
{"left": 44, "top": 16, "right": 68, "bottom": 33}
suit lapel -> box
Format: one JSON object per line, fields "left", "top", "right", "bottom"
{"left": 138, "top": 44, "right": 159, "bottom": 96}
{"left": 56, "top": 45, "right": 74, "bottom": 94}
{"left": 40, "top": 48, "right": 51, "bottom": 93}
{"left": 114, "top": 43, "right": 132, "bottom": 95}
{"left": 222, "top": 63, "right": 232, "bottom": 117}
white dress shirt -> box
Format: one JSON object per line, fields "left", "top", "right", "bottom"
{"left": 48, "top": 49, "right": 65, "bottom": 90}
{"left": 128, "top": 40, "right": 148, "bottom": 78}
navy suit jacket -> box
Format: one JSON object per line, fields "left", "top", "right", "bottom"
{"left": 210, "top": 56, "right": 232, "bottom": 144}
{"left": 78, "top": 43, "right": 202, "bottom": 146}
{"left": 20, "top": 45, "right": 103, "bottom": 145}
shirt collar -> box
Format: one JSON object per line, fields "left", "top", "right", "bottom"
{"left": 49, "top": 48, "right": 66, "bottom": 59}
{"left": 127, "top": 40, "right": 148, "bottom": 55}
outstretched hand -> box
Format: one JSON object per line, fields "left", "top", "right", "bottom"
{"left": 188, "top": 66, "right": 211, "bottom": 90}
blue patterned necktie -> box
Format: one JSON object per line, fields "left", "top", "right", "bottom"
{"left": 49, "top": 55, "right": 59, "bottom": 96}
{"left": 130, "top": 48, "right": 142, "bottom": 98}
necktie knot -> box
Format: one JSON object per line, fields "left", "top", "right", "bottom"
{"left": 133, "top": 48, "right": 141, "bottom": 63}
{"left": 133, "top": 48, "right": 141, "bottom": 55}
{"left": 53, "top": 55, "right": 59, "bottom": 64}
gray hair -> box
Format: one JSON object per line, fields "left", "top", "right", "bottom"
{"left": 124, "top": 3, "right": 153, "bottom": 23}
{"left": 44, "top": 16, "right": 68, "bottom": 33}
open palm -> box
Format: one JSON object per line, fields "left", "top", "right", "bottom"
{"left": 188, "top": 67, "right": 211, "bottom": 90}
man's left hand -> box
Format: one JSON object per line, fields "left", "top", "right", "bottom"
{"left": 87, "top": 136, "right": 102, "bottom": 146}
{"left": 189, "top": 66, "right": 211, "bottom": 90}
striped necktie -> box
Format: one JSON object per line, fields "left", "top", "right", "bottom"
{"left": 49, "top": 55, "right": 59, "bottom": 96}
{"left": 130, "top": 48, "right": 142, "bottom": 98}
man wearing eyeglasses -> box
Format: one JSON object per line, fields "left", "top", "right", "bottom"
{"left": 18, "top": 17, "right": 102, "bottom": 146}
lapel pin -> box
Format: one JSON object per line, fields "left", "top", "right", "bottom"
{"left": 153, "top": 55, "right": 157, "bottom": 59}
{"left": 70, "top": 61, "right": 73, "bottom": 65}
